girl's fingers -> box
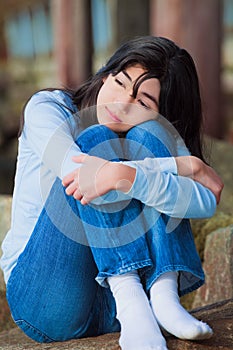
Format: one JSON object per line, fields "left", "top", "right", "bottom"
{"left": 62, "top": 171, "right": 76, "bottom": 187}
{"left": 65, "top": 182, "right": 78, "bottom": 196}
{"left": 72, "top": 154, "right": 89, "bottom": 163}
{"left": 80, "top": 195, "right": 90, "bottom": 205}
{"left": 62, "top": 155, "right": 87, "bottom": 186}
{"left": 73, "top": 188, "right": 83, "bottom": 201}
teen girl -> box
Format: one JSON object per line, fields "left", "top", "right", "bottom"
{"left": 1, "top": 36, "right": 223, "bottom": 350}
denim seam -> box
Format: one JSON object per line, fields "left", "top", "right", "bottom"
{"left": 96, "top": 259, "right": 153, "bottom": 288}
{"left": 15, "top": 319, "right": 55, "bottom": 342}
{"left": 99, "top": 259, "right": 152, "bottom": 277}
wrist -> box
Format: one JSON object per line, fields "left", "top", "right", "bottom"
{"left": 190, "top": 156, "right": 204, "bottom": 180}
{"left": 176, "top": 155, "right": 200, "bottom": 178}
{"left": 112, "top": 163, "right": 136, "bottom": 193}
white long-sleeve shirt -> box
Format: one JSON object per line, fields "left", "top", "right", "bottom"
{"left": 0, "top": 90, "right": 216, "bottom": 284}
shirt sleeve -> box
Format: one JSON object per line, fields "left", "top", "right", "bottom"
{"left": 123, "top": 156, "right": 178, "bottom": 175}
{"left": 23, "top": 92, "right": 84, "bottom": 179}
{"left": 91, "top": 157, "right": 178, "bottom": 206}
{"left": 126, "top": 162, "right": 216, "bottom": 219}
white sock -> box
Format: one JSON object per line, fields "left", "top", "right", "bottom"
{"left": 150, "top": 271, "right": 213, "bottom": 340}
{"left": 108, "top": 271, "right": 168, "bottom": 350}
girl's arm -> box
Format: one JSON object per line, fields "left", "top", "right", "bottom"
{"left": 26, "top": 91, "right": 223, "bottom": 219}
{"left": 175, "top": 156, "right": 223, "bottom": 204}
{"left": 23, "top": 91, "right": 84, "bottom": 178}
{"left": 62, "top": 154, "right": 223, "bottom": 219}
{"left": 24, "top": 91, "right": 195, "bottom": 195}
{"left": 122, "top": 160, "right": 218, "bottom": 219}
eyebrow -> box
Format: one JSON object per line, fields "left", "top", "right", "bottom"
{"left": 122, "top": 70, "right": 159, "bottom": 108}
{"left": 122, "top": 70, "right": 132, "bottom": 81}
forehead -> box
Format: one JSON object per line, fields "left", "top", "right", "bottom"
{"left": 120, "top": 64, "right": 147, "bottom": 81}
{"left": 115, "top": 65, "right": 160, "bottom": 94}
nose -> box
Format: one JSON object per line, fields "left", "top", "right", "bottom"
{"left": 115, "top": 92, "right": 134, "bottom": 113}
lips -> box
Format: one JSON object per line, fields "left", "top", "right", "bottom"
{"left": 105, "top": 106, "right": 122, "bottom": 123}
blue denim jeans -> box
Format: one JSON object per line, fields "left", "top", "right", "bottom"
{"left": 6, "top": 121, "right": 204, "bottom": 343}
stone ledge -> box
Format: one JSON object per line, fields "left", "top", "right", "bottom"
{"left": 0, "top": 299, "right": 232, "bottom": 350}
{"left": 193, "top": 225, "right": 233, "bottom": 308}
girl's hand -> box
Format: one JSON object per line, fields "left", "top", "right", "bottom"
{"left": 175, "top": 156, "right": 224, "bottom": 204}
{"left": 62, "top": 155, "right": 136, "bottom": 205}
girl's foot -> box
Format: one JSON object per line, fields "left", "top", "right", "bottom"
{"left": 150, "top": 272, "right": 213, "bottom": 340}
{"left": 108, "top": 271, "right": 168, "bottom": 350}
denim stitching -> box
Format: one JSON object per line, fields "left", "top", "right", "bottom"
{"left": 15, "top": 319, "right": 55, "bottom": 343}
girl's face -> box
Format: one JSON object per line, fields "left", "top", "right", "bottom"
{"left": 96, "top": 65, "right": 160, "bottom": 132}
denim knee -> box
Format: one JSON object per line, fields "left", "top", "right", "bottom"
{"left": 76, "top": 124, "right": 123, "bottom": 160}
{"left": 125, "top": 120, "right": 178, "bottom": 159}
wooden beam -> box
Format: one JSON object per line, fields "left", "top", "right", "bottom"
{"left": 116, "top": 0, "right": 150, "bottom": 44}
{"left": 52, "top": 0, "right": 93, "bottom": 88}
{"left": 150, "top": 0, "right": 223, "bottom": 139}
{"left": 0, "top": 0, "right": 44, "bottom": 21}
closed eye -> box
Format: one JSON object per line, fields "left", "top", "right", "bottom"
{"left": 138, "top": 99, "right": 150, "bottom": 110}
{"left": 115, "top": 78, "right": 125, "bottom": 87}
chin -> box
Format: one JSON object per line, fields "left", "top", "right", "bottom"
{"left": 106, "top": 122, "right": 133, "bottom": 133}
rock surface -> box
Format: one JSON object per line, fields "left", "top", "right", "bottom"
{"left": 191, "top": 211, "right": 233, "bottom": 261}
{"left": 193, "top": 225, "right": 233, "bottom": 308}
{"left": 167, "top": 298, "right": 233, "bottom": 350}
{"left": 0, "top": 291, "right": 14, "bottom": 332}
{"left": 0, "top": 299, "right": 232, "bottom": 350}
{"left": 206, "top": 136, "right": 233, "bottom": 215}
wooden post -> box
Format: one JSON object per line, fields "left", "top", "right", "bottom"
{"left": 52, "top": 0, "right": 92, "bottom": 89}
{"left": 117, "top": 0, "right": 150, "bottom": 44}
{"left": 150, "top": 0, "right": 223, "bottom": 139}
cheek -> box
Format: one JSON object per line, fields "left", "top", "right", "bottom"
{"left": 97, "top": 79, "right": 115, "bottom": 106}
{"left": 97, "top": 86, "right": 108, "bottom": 106}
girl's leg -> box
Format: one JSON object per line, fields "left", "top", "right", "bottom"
{"left": 75, "top": 124, "right": 154, "bottom": 278}
{"left": 108, "top": 271, "right": 167, "bottom": 350}
{"left": 125, "top": 121, "right": 213, "bottom": 340}
{"left": 7, "top": 124, "right": 166, "bottom": 347}
{"left": 76, "top": 125, "right": 167, "bottom": 350}
{"left": 6, "top": 129, "right": 123, "bottom": 342}
{"left": 6, "top": 182, "right": 120, "bottom": 342}
{"left": 150, "top": 272, "right": 213, "bottom": 340}
{"left": 7, "top": 206, "right": 119, "bottom": 342}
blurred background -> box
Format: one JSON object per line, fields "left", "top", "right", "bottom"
{"left": 0, "top": 0, "right": 232, "bottom": 195}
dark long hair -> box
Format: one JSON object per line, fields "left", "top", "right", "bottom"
{"left": 20, "top": 36, "right": 204, "bottom": 160}
{"left": 73, "top": 36, "right": 204, "bottom": 160}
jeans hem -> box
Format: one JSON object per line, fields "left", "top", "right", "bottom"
{"left": 95, "top": 259, "right": 153, "bottom": 287}
{"left": 143, "top": 265, "right": 205, "bottom": 297}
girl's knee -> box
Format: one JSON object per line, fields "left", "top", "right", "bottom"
{"left": 125, "top": 121, "right": 174, "bottom": 158}
{"left": 76, "top": 124, "right": 118, "bottom": 152}
{"left": 77, "top": 125, "right": 123, "bottom": 160}
{"left": 80, "top": 124, "right": 116, "bottom": 137}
